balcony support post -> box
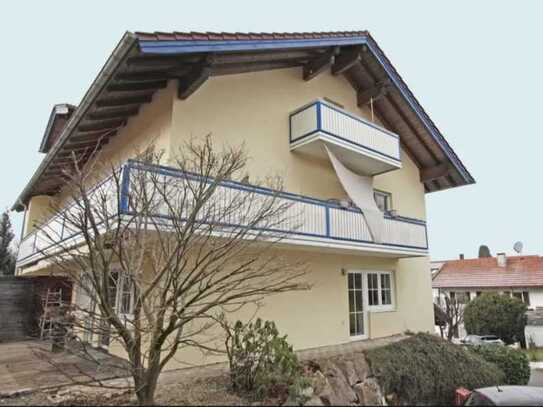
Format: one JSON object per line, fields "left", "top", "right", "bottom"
{"left": 120, "top": 164, "right": 131, "bottom": 213}
{"left": 325, "top": 206, "right": 331, "bottom": 237}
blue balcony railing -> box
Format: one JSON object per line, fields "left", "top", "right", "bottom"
{"left": 17, "top": 161, "right": 428, "bottom": 269}
{"left": 289, "top": 100, "right": 402, "bottom": 175}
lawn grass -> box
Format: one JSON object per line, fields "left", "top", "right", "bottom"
{"left": 523, "top": 347, "right": 543, "bottom": 362}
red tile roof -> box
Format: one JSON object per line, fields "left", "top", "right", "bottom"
{"left": 432, "top": 256, "right": 543, "bottom": 289}
{"left": 134, "top": 31, "right": 370, "bottom": 42}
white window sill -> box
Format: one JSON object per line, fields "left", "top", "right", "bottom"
{"left": 368, "top": 306, "right": 396, "bottom": 313}
{"left": 349, "top": 334, "right": 368, "bottom": 341}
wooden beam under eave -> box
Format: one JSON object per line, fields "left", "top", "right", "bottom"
{"left": 332, "top": 47, "right": 363, "bottom": 75}
{"left": 213, "top": 61, "right": 299, "bottom": 76}
{"left": 65, "top": 137, "right": 110, "bottom": 149}
{"left": 178, "top": 66, "right": 212, "bottom": 100}
{"left": 303, "top": 53, "right": 335, "bottom": 81}
{"left": 420, "top": 162, "right": 450, "bottom": 182}
{"left": 357, "top": 80, "right": 391, "bottom": 107}
{"left": 115, "top": 68, "right": 190, "bottom": 82}
{"left": 88, "top": 107, "right": 140, "bottom": 121}
{"left": 95, "top": 94, "right": 152, "bottom": 108}
{"left": 107, "top": 80, "right": 168, "bottom": 92}
{"left": 78, "top": 118, "right": 126, "bottom": 132}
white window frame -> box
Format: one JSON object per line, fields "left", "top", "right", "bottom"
{"left": 110, "top": 270, "right": 135, "bottom": 320}
{"left": 373, "top": 190, "right": 392, "bottom": 213}
{"left": 347, "top": 271, "right": 368, "bottom": 340}
{"left": 347, "top": 270, "right": 396, "bottom": 341}
{"left": 366, "top": 271, "right": 395, "bottom": 312}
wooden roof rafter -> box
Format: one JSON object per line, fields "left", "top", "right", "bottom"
{"left": 13, "top": 31, "right": 474, "bottom": 210}
{"left": 354, "top": 56, "right": 453, "bottom": 191}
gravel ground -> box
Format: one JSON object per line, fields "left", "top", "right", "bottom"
{"left": 0, "top": 373, "right": 245, "bottom": 406}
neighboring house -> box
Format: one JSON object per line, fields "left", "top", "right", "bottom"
{"left": 12, "top": 30, "right": 474, "bottom": 367}
{"left": 430, "top": 259, "right": 447, "bottom": 276}
{"left": 432, "top": 253, "right": 543, "bottom": 310}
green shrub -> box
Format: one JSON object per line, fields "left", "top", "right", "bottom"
{"left": 225, "top": 318, "right": 303, "bottom": 400}
{"left": 365, "top": 333, "right": 505, "bottom": 405}
{"left": 464, "top": 293, "right": 527, "bottom": 344}
{"left": 524, "top": 347, "right": 543, "bottom": 362}
{"left": 469, "top": 345, "right": 530, "bottom": 385}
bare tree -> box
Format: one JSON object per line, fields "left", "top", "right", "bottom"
{"left": 34, "top": 136, "right": 309, "bottom": 405}
{"left": 440, "top": 293, "right": 465, "bottom": 341}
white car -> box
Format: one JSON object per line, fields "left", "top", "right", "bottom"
{"left": 461, "top": 335, "right": 504, "bottom": 346}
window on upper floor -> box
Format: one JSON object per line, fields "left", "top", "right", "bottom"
{"left": 374, "top": 190, "right": 392, "bottom": 213}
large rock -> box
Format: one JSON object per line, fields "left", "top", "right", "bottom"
{"left": 303, "top": 352, "right": 384, "bottom": 406}
{"left": 311, "top": 370, "right": 333, "bottom": 401}
{"left": 335, "top": 354, "right": 369, "bottom": 386}
{"left": 320, "top": 362, "right": 357, "bottom": 405}
{"left": 353, "top": 378, "right": 385, "bottom": 406}
{"left": 303, "top": 352, "right": 385, "bottom": 406}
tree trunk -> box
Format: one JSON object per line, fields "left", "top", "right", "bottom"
{"left": 136, "top": 388, "right": 156, "bottom": 406}
{"left": 134, "top": 360, "right": 161, "bottom": 405}
{"left": 446, "top": 323, "right": 455, "bottom": 341}
{"left": 136, "top": 379, "right": 158, "bottom": 406}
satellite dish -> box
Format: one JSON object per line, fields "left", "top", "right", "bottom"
{"left": 513, "top": 241, "right": 523, "bottom": 254}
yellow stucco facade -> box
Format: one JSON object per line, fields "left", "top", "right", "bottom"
{"left": 21, "top": 67, "right": 435, "bottom": 366}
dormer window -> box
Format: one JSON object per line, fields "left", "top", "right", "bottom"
{"left": 374, "top": 190, "right": 392, "bottom": 213}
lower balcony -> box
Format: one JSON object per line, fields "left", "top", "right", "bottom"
{"left": 16, "top": 161, "right": 428, "bottom": 271}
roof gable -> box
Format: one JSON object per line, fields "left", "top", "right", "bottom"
{"left": 13, "top": 30, "right": 475, "bottom": 210}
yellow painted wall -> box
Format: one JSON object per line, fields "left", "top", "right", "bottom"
{"left": 101, "top": 249, "right": 433, "bottom": 369}
{"left": 170, "top": 68, "right": 425, "bottom": 220}
{"left": 95, "top": 82, "right": 175, "bottom": 168}
{"left": 24, "top": 195, "right": 52, "bottom": 235}
{"left": 21, "top": 82, "right": 176, "bottom": 239}
{"left": 22, "top": 67, "right": 435, "bottom": 365}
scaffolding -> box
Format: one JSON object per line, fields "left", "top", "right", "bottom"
{"left": 38, "top": 288, "right": 65, "bottom": 340}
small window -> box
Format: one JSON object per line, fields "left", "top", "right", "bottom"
{"left": 523, "top": 291, "right": 530, "bottom": 306}
{"left": 367, "top": 271, "right": 395, "bottom": 311}
{"left": 107, "top": 271, "right": 135, "bottom": 316}
{"left": 373, "top": 190, "right": 392, "bottom": 213}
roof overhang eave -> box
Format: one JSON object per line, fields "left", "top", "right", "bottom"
{"left": 12, "top": 31, "right": 475, "bottom": 211}
{"left": 12, "top": 31, "right": 139, "bottom": 212}
{"left": 138, "top": 33, "right": 475, "bottom": 188}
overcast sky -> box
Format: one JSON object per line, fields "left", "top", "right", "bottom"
{"left": 1, "top": 0, "right": 542, "bottom": 260}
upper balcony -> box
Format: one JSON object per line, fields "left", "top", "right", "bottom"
{"left": 16, "top": 161, "right": 428, "bottom": 272}
{"left": 289, "top": 100, "right": 401, "bottom": 175}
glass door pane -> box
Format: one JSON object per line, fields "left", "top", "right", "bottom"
{"left": 348, "top": 273, "right": 365, "bottom": 337}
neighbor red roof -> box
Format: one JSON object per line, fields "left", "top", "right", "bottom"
{"left": 432, "top": 256, "right": 543, "bottom": 289}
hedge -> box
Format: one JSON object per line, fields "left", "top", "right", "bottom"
{"left": 469, "top": 345, "right": 530, "bottom": 385}
{"left": 365, "top": 333, "right": 505, "bottom": 405}
{"left": 464, "top": 293, "right": 527, "bottom": 345}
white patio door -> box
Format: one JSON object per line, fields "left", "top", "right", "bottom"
{"left": 348, "top": 271, "right": 369, "bottom": 340}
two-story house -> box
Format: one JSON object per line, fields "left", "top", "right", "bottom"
{"left": 432, "top": 253, "right": 543, "bottom": 309}
{"left": 12, "top": 31, "right": 474, "bottom": 366}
